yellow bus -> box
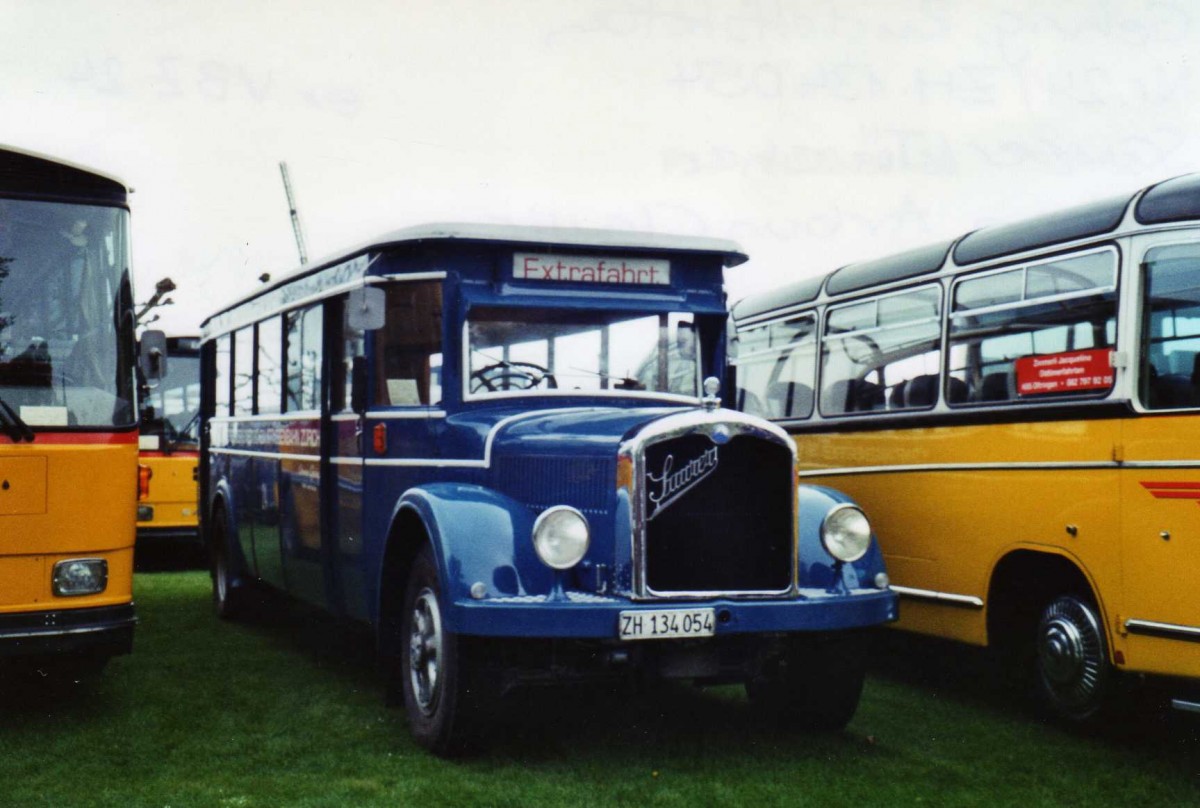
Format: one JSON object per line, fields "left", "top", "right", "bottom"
{"left": 137, "top": 336, "right": 201, "bottom": 556}
{"left": 731, "top": 173, "right": 1200, "bottom": 719}
{"left": 0, "top": 146, "right": 143, "bottom": 676}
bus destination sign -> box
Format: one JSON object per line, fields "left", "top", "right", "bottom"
{"left": 513, "top": 253, "right": 671, "bottom": 286}
{"left": 1015, "top": 348, "right": 1114, "bottom": 396}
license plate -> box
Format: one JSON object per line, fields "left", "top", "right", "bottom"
{"left": 618, "top": 608, "right": 716, "bottom": 641}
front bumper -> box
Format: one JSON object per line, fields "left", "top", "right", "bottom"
{"left": 136, "top": 525, "right": 202, "bottom": 549}
{"left": 450, "top": 588, "right": 898, "bottom": 638}
{"left": 0, "top": 603, "right": 136, "bottom": 659}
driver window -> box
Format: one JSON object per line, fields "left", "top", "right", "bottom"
{"left": 373, "top": 281, "right": 443, "bottom": 407}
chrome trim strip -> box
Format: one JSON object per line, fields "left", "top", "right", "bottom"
{"left": 365, "top": 410, "right": 448, "bottom": 420}
{"left": 210, "top": 412, "right": 320, "bottom": 423}
{"left": 0, "top": 620, "right": 138, "bottom": 641}
{"left": 1125, "top": 618, "right": 1200, "bottom": 641}
{"left": 799, "top": 461, "right": 1119, "bottom": 478}
{"left": 1171, "top": 699, "right": 1200, "bottom": 714}
{"left": 366, "top": 271, "right": 447, "bottom": 284}
{"left": 890, "top": 585, "right": 984, "bottom": 608}
{"left": 209, "top": 448, "right": 321, "bottom": 462}
{"left": 1122, "top": 461, "right": 1200, "bottom": 469}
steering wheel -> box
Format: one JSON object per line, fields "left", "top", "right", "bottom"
{"left": 842, "top": 333, "right": 882, "bottom": 367}
{"left": 470, "top": 361, "right": 558, "bottom": 393}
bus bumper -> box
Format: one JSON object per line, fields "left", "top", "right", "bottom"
{"left": 0, "top": 603, "right": 136, "bottom": 659}
{"left": 136, "top": 525, "right": 203, "bottom": 551}
{"left": 449, "top": 588, "right": 898, "bottom": 639}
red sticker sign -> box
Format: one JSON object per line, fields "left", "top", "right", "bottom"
{"left": 1015, "top": 349, "right": 1114, "bottom": 396}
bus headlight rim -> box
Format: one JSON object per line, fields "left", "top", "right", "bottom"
{"left": 532, "top": 505, "right": 591, "bottom": 570}
{"left": 820, "top": 504, "right": 872, "bottom": 564}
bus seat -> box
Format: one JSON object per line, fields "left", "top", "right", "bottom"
{"left": 903, "top": 374, "right": 938, "bottom": 407}
{"left": 821, "top": 380, "right": 853, "bottom": 415}
{"left": 823, "top": 378, "right": 884, "bottom": 414}
{"left": 888, "top": 380, "right": 908, "bottom": 409}
{"left": 787, "top": 379, "right": 816, "bottom": 413}
{"left": 980, "top": 372, "right": 1011, "bottom": 402}
{"left": 946, "top": 377, "right": 969, "bottom": 404}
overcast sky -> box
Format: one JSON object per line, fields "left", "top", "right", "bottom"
{"left": 4, "top": 0, "right": 1198, "bottom": 334}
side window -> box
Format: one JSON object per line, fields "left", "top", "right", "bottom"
{"left": 333, "top": 296, "right": 366, "bottom": 414}
{"left": 257, "top": 317, "right": 283, "bottom": 415}
{"left": 374, "top": 281, "right": 443, "bottom": 407}
{"left": 232, "top": 326, "right": 254, "bottom": 416}
{"left": 286, "top": 304, "right": 323, "bottom": 412}
{"left": 734, "top": 314, "right": 816, "bottom": 420}
{"left": 948, "top": 250, "right": 1117, "bottom": 405}
{"left": 1142, "top": 244, "right": 1200, "bottom": 410}
{"left": 214, "top": 334, "right": 231, "bottom": 416}
{"left": 820, "top": 286, "right": 942, "bottom": 416}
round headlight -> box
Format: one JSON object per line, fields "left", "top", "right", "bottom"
{"left": 532, "top": 506, "right": 591, "bottom": 570}
{"left": 820, "top": 504, "right": 872, "bottom": 563}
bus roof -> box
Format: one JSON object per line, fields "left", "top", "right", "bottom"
{"left": 0, "top": 144, "right": 128, "bottom": 204}
{"left": 205, "top": 223, "right": 748, "bottom": 326}
{"left": 734, "top": 172, "right": 1200, "bottom": 321}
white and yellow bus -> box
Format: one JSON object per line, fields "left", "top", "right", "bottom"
{"left": 0, "top": 146, "right": 144, "bottom": 676}
{"left": 732, "top": 173, "right": 1200, "bottom": 719}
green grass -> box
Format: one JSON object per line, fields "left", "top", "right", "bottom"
{"left": 1, "top": 570, "right": 1199, "bottom": 806}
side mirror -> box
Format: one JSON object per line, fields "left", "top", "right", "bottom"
{"left": 350, "top": 355, "right": 368, "bottom": 414}
{"left": 140, "top": 330, "right": 168, "bottom": 381}
{"left": 348, "top": 286, "right": 385, "bottom": 331}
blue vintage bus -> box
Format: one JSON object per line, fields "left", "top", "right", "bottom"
{"left": 198, "top": 224, "right": 897, "bottom": 753}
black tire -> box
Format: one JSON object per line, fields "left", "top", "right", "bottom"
{"left": 210, "top": 508, "right": 245, "bottom": 620}
{"left": 746, "top": 633, "right": 868, "bottom": 731}
{"left": 396, "top": 546, "right": 490, "bottom": 755}
{"left": 1034, "top": 593, "right": 1111, "bottom": 721}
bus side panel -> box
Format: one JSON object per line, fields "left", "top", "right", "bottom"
{"left": 796, "top": 419, "right": 1122, "bottom": 649}
{"left": 1120, "top": 412, "right": 1200, "bottom": 678}
{"left": 0, "top": 440, "right": 136, "bottom": 613}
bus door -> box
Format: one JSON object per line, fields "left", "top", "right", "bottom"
{"left": 329, "top": 294, "right": 369, "bottom": 620}
{"left": 276, "top": 303, "right": 327, "bottom": 606}
{"left": 1121, "top": 234, "right": 1200, "bottom": 673}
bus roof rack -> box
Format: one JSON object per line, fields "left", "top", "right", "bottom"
{"left": 952, "top": 193, "right": 1132, "bottom": 266}
{"left": 730, "top": 275, "right": 825, "bottom": 322}
{"left": 1135, "top": 173, "right": 1200, "bottom": 225}
{"left": 825, "top": 240, "right": 954, "bottom": 297}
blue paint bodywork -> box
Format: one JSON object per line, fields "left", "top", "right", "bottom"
{"left": 199, "top": 226, "right": 898, "bottom": 659}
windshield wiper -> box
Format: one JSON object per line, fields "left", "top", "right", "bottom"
{"left": 0, "top": 396, "right": 35, "bottom": 443}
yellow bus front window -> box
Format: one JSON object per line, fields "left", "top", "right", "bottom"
{"left": 0, "top": 199, "right": 134, "bottom": 428}
{"left": 1142, "top": 244, "right": 1200, "bottom": 409}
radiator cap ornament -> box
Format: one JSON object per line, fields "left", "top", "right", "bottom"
{"left": 701, "top": 376, "right": 721, "bottom": 411}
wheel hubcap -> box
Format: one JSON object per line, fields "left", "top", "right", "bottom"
{"left": 1036, "top": 596, "right": 1105, "bottom": 714}
{"left": 408, "top": 589, "right": 443, "bottom": 715}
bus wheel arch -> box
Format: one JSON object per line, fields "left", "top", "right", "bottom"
{"left": 987, "top": 549, "right": 1113, "bottom": 721}
{"left": 377, "top": 506, "right": 489, "bottom": 754}
{"left": 377, "top": 506, "right": 431, "bottom": 663}
{"left": 208, "top": 495, "right": 244, "bottom": 619}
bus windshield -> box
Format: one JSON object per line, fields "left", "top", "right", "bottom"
{"left": 0, "top": 198, "right": 134, "bottom": 428}
{"left": 466, "top": 306, "right": 698, "bottom": 398}
{"left": 141, "top": 347, "right": 200, "bottom": 448}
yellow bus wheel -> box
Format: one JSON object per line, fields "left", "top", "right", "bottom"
{"left": 1034, "top": 594, "right": 1111, "bottom": 721}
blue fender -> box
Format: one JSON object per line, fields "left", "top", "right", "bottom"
{"left": 798, "top": 484, "right": 889, "bottom": 592}
{"left": 208, "top": 477, "right": 253, "bottom": 582}
{"left": 389, "top": 483, "right": 557, "bottom": 608}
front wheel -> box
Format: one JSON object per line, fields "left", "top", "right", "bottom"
{"left": 746, "top": 634, "right": 868, "bottom": 731}
{"left": 1034, "top": 594, "right": 1111, "bottom": 721}
{"left": 396, "top": 547, "right": 491, "bottom": 755}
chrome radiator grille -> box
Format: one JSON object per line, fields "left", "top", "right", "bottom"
{"left": 640, "top": 433, "right": 793, "bottom": 595}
